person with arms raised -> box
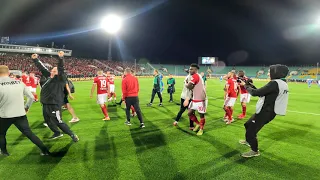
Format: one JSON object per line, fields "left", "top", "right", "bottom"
{"left": 32, "top": 52, "right": 79, "bottom": 142}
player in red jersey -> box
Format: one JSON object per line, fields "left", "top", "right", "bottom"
{"left": 237, "top": 70, "right": 251, "bottom": 119}
{"left": 29, "top": 73, "right": 39, "bottom": 102}
{"left": 186, "top": 64, "right": 207, "bottom": 136}
{"left": 21, "top": 72, "right": 32, "bottom": 91}
{"left": 90, "top": 70, "right": 110, "bottom": 120}
{"left": 224, "top": 71, "right": 238, "bottom": 124}
{"left": 108, "top": 73, "right": 117, "bottom": 103}
{"left": 15, "top": 75, "right": 21, "bottom": 81}
{"left": 21, "top": 72, "right": 33, "bottom": 104}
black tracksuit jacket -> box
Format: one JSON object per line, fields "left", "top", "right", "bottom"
{"left": 33, "top": 57, "right": 66, "bottom": 106}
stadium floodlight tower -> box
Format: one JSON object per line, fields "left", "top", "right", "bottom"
{"left": 101, "top": 14, "right": 122, "bottom": 61}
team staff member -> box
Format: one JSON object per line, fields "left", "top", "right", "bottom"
{"left": 173, "top": 73, "right": 194, "bottom": 129}
{"left": 239, "top": 64, "right": 289, "bottom": 158}
{"left": 32, "top": 52, "right": 79, "bottom": 142}
{"left": 122, "top": 68, "right": 145, "bottom": 128}
{"left": 167, "top": 74, "right": 175, "bottom": 102}
{"left": 147, "top": 69, "right": 163, "bottom": 107}
{"left": 201, "top": 72, "right": 207, "bottom": 86}
{"left": 0, "top": 65, "right": 50, "bottom": 156}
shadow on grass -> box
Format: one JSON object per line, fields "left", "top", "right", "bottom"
{"left": 129, "top": 112, "right": 185, "bottom": 179}
{"left": 176, "top": 128, "right": 245, "bottom": 178}
{"left": 8, "top": 141, "right": 73, "bottom": 179}
{"left": 261, "top": 126, "right": 320, "bottom": 151}
{"left": 93, "top": 123, "right": 119, "bottom": 179}
{"left": 239, "top": 151, "right": 319, "bottom": 179}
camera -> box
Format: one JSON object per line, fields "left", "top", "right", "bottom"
{"left": 237, "top": 76, "right": 246, "bottom": 83}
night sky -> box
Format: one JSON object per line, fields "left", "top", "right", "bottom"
{"left": 1, "top": 0, "right": 320, "bottom": 65}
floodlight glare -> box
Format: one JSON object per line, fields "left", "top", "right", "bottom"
{"left": 101, "top": 14, "right": 122, "bottom": 34}
{"left": 317, "top": 17, "right": 320, "bottom": 25}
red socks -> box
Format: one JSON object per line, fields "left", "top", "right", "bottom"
{"left": 200, "top": 118, "right": 205, "bottom": 130}
{"left": 242, "top": 105, "right": 246, "bottom": 115}
{"left": 225, "top": 107, "right": 232, "bottom": 120}
{"left": 230, "top": 107, "right": 233, "bottom": 118}
{"left": 34, "top": 94, "right": 38, "bottom": 101}
{"left": 101, "top": 104, "right": 109, "bottom": 117}
{"left": 189, "top": 114, "right": 200, "bottom": 124}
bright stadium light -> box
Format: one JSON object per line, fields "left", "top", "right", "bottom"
{"left": 101, "top": 14, "right": 122, "bottom": 60}
{"left": 101, "top": 14, "right": 122, "bottom": 34}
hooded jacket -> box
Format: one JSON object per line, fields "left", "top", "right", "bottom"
{"left": 245, "top": 64, "right": 289, "bottom": 116}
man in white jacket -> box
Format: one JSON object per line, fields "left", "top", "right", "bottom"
{"left": 173, "top": 73, "right": 194, "bottom": 130}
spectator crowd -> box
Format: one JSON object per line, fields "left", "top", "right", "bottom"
{"left": 0, "top": 54, "right": 141, "bottom": 77}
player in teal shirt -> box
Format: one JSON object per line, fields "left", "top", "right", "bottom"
{"left": 201, "top": 72, "right": 207, "bottom": 85}
{"left": 167, "top": 74, "right": 175, "bottom": 102}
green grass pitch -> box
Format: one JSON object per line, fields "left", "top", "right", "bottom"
{"left": 0, "top": 78, "right": 319, "bottom": 180}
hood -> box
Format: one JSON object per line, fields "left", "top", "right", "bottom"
{"left": 269, "top": 64, "right": 289, "bottom": 80}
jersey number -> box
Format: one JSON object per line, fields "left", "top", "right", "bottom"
{"left": 100, "top": 80, "right": 107, "bottom": 88}
{"left": 198, "top": 105, "right": 204, "bottom": 112}
{"left": 234, "top": 82, "right": 238, "bottom": 92}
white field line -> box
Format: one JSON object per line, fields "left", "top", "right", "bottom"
{"left": 207, "top": 97, "right": 320, "bottom": 116}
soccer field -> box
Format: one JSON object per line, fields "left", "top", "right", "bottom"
{"left": 1, "top": 78, "right": 319, "bottom": 180}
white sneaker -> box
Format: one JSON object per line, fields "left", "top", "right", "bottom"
{"left": 226, "top": 119, "right": 234, "bottom": 125}
{"left": 239, "top": 140, "right": 251, "bottom": 147}
{"left": 69, "top": 118, "right": 80, "bottom": 123}
{"left": 43, "top": 123, "right": 48, "bottom": 127}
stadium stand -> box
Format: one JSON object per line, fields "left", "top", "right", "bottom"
{"left": 1, "top": 54, "right": 318, "bottom": 81}
{"left": 0, "top": 54, "right": 140, "bottom": 78}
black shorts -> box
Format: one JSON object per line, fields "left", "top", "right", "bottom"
{"left": 64, "top": 94, "right": 69, "bottom": 104}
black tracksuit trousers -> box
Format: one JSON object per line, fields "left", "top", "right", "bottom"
{"left": 42, "top": 104, "right": 74, "bottom": 136}
{"left": 0, "top": 116, "right": 48, "bottom": 153}
{"left": 244, "top": 112, "right": 276, "bottom": 152}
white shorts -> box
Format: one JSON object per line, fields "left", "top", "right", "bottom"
{"left": 189, "top": 100, "right": 208, "bottom": 114}
{"left": 240, "top": 93, "right": 251, "bottom": 103}
{"left": 30, "top": 88, "right": 36, "bottom": 93}
{"left": 224, "top": 97, "right": 236, "bottom": 107}
{"left": 109, "top": 84, "right": 115, "bottom": 93}
{"left": 27, "top": 86, "right": 32, "bottom": 92}
{"left": 97, "top": 93, "right": 107, "bottom": 104}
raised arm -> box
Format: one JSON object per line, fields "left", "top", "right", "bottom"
{"left": 57, "top": 51, "right": 65, "bottom": 79}
{"left": 31, "top": 54, "right": 50, "bottom": 77}
{"left": 245, "top": 81, "right": 278, "bottom": 97}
